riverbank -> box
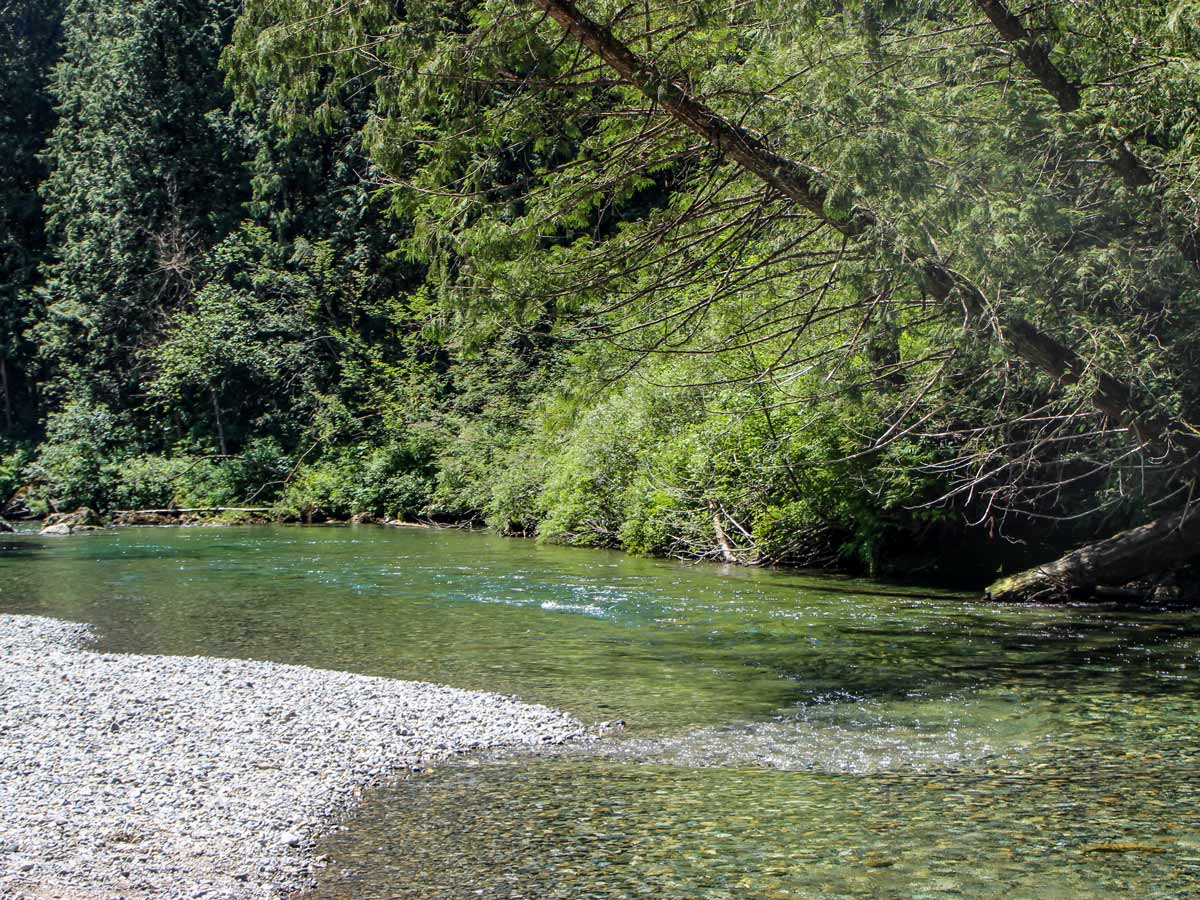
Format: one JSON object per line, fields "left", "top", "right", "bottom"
{"left": 10, "top": 508, "right": 1198, "bottom": 604}
{"left": 0, "top": 615, "right": 589, "bottom": 900}
{"left": 4, "top": 506, "right": 441, "bottom": 532}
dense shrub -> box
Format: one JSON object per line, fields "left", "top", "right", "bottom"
{"left": 107, "top": 455, "right": 196, "bottom": 511}
{"left": 461, "top": 361, "right": 958, "bottom": 574}
{"left": 0, "top": 441, "right": 33, "bottom": 508}
{"left": 279, "top": 437, "right": 438, "bottom": 521}
{"left": 25, "top": 400, "right": 133, "bottom": 511}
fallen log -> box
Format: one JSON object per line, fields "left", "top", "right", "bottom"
{"left": 985, "top": 504, "right": 1200, "bottom": 603}
{"left": 112, "top": 508, "right": 273, "bottom": 515}
{"left": 707, "top": 499, "right": 739, "bottom": 564}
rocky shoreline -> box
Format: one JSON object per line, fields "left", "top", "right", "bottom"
{"left": 0, "top": 615, "right": 589, "bottom": 899}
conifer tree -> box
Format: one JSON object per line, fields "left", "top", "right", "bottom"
{"left": 0, "top": 0, "right": 64, "bottom": 435}
{"left": 37, "top": 0, "right": 246, "bottom": 414}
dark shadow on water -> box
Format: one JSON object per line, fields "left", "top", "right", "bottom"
{"left": 0, "top": 540, "right": 43, "bottom": 556}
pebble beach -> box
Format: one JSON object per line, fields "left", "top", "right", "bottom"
{"left": 0, "top": 614, "right": 587, "bottom": 899}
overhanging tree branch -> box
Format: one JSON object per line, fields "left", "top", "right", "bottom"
{"left": 973, "top": 0, "right": 1082, "bottom": 113}
{"left": 528, "top": 0, "right": 1200, "bottom": 483}
{"left": 972, "top": 0, "right": 1200, "bottom": 270}
{"left": 530, "top": 0, "right": 869, "bottom": 234}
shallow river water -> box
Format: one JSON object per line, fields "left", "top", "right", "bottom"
{"left": 1, "top": 526, "right": 1197, "bottom": 898}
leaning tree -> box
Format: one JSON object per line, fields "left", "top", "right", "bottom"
{"left": 228, "top": 0, "right": 1200, "bottom": 600}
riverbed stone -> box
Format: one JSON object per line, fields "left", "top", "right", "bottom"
{"left": 0, "top": 614, "right": 589, "bottom": 900}
{"left": 39, "top": 522, "right": 73, "bottom": 536}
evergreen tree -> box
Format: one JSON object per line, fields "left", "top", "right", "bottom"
{"left": 0, "top": 0, "right": 64, "bottom": 437}
{"left": 37, "top": 0, "right": 247, "bottom": 415}
{"left": 144, "top": 73, "right": 423, "bottom": 457}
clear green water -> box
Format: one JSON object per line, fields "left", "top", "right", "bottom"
{"left": 2, "top": 526, "right": 1198, "bottom": 898}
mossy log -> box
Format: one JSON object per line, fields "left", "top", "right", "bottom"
{"left": 985, "top": 505, "right": 1200, "bottom": 603}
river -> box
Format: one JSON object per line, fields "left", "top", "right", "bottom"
{"left": 1, "top": 525, "right": 1197, "bottom": 898}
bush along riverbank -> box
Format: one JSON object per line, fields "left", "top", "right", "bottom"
{"left": 0, "top": 614, "right": 589, "bottom": 900}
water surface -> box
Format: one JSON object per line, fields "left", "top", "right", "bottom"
{"left": 2, "top": 526, "right": 1196, "bottom": 897}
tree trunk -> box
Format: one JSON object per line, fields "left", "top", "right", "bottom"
{"left": 972, "top": 0, "right": 1200, "bottom": 270}
{"left": 973, "top": 0, "right": 1157, "bottom": 198}
{"left": 531, "top": 0, "right": 863, "bottom": 232}
{"left": 0, "top": 357, "right": 12, "bottom": 433}
{"left": 974, "top": 0, "right": 1153, "bottom": 190}
{"left": 985, "top": 505, "right": 1200, "bottom": 603}
{"left": 972, "top": 0, "right": 1081, "bottom": 113}
{"left": 210, "top": 388, "right": 228, "bottom": 457}
{"left": 530, "top": 0, "right": 1200, "bottom": 482}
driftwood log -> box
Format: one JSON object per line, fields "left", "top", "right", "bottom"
{"left": 112, "top": 508, "right": 273, "bottom": 515}
{"left": 985, "top": 505, "right": 1200, "bottom": 603}
{"left": 707, "top": 499, "right": 739, "bottom": 564}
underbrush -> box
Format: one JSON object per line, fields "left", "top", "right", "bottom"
{"left": 20, "top": 380, "right": 969, "bottom": 579}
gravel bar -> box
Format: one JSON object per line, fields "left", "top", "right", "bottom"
{"left": 0, "top": 615, "right": 589, "bottom": 899}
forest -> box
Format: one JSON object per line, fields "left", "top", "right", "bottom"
{"left": 3, "top": 0, "right": 1200, "bottom": 600}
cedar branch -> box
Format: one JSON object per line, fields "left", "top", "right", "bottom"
{"left": 528, "top": 0, "right": 1200, "bottom": 480}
